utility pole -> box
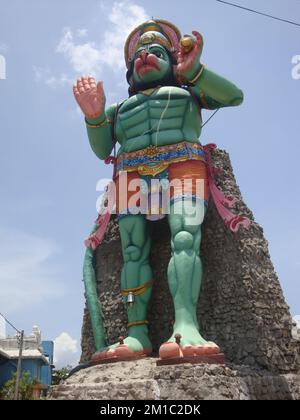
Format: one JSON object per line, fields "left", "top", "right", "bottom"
{"left": 14, "top": 330, "right": 24, "bottom": 400}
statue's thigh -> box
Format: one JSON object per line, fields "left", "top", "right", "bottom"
{"left": 168, "top": 200, "right": 206, "bottom": 237}
{"left": 118, "top": 214, "right": 148, "bottom": 250}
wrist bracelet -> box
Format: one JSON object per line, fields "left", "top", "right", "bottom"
{"left": 85, "top": 116, "right": 112, "bottom": 128}
{"left": 188, "top": 64, "right": 205, "bottom": 85}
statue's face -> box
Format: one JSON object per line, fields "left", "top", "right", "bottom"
{"left": 133, "top": 44, "right": 172, "bottom": 86}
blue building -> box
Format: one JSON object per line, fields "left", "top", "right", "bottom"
{"left": 0, "top": 326, "right": 54, "bottom": 391}
{"left": 41, "top": 340, "right": 54, "bottom": 387}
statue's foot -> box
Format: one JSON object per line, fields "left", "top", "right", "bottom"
{"left": 159, "top": 323, "right": 220, "bottom": 360}
{"left": 92, "top": 332, "right": 152, "bottom": 365}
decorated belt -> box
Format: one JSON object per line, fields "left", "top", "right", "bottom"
{"left": 116, "top": 141, "right": 206, "bottom": 177}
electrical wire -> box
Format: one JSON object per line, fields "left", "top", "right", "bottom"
{"left": 216, "top": 0, "right": 300, "bottom": 27}
{"left": 201, "top": 108, "right": 220, "bottom": 128}
{"left": 0, "top": 311, "right": 21, "bottom": 334}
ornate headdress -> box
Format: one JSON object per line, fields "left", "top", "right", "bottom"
{"left": 124, "top": 19, "right": 182, "bottom": 69}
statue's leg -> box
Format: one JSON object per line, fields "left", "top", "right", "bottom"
{"left": 159, "top": 199, "right": 219, "bottom": 358}
{"left": 117, "top": 214, "right": 153, "bottom": 352}
{"left": 92, "top": 214, "right": 153, "bottom": 362}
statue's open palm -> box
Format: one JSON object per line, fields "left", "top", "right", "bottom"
{"left": 73, "top": 76, "right": 106, "bottom": 120}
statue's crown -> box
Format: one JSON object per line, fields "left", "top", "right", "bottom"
{"left": 124, "top": 19, "right": 181, "bottom": 68}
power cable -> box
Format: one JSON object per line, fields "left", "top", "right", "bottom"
{"left": 216, "top": 0, "right": 300, "bottom": 27}
{"left": 0, "top": 311, "right": 21, "bottom": 334}
{"left": 201, "top": 108, "right": 220, "bottom": 128}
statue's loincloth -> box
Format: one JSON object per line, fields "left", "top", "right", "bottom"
{"left": 85, "top": 143, "right": 251, "bottom": 249}
{"left": 116, "top": 141, "right": 206, "bottom": 176}
{"left": 115, "top": 142, "right": 209, "bottom": 221}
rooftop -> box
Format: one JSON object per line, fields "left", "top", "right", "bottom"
{"left": 0, "top": 325, "right": 50, "bottom": 365}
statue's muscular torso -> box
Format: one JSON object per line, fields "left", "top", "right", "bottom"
{"left": 115, "top": 86, "right": 201, "bottom": 155}
{"left": 85, "top": 69, "right": 243, "bottom": 161}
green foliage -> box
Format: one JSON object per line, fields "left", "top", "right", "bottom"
{"left": 0, "top": 371, "right": 37, "bottom": 400}
{"left": 51, "top": 365, "right": 72, "bottom": 385}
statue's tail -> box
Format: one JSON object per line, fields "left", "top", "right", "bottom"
{"left": 83, "top": 182, "right": 115, "bottom": 351}
{"left": 83, "top": 225, "right": 107, "bottom": 351}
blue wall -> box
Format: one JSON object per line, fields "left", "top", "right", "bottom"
{"left": 41, "top": 341, "right": 54, "bottom": 387}
{"left": 0, "top": 358, "right": 44, "bottom": 387}
{"left": 0, "top": 357, "right": 17, "bottom": 387}
{"left": 0, "top": 341, "right": 54, "bottom": 388}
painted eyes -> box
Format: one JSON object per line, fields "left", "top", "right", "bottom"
{"left": 134, "top": 50, "right": 164, "bottom": 59}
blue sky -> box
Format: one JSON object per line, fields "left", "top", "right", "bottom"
{"left": 0, "top": 0, "right": 299, "bottom": 367}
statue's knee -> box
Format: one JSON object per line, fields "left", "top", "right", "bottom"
{"left": 173, "top": 231, "right": 194, "bottom": 251}
{"left": 124, "top": 245, "right": 141, "bottom": 262}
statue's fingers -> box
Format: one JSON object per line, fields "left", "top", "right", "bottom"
{"left": 100, "top": 93, "right": 106, "bottom": 108}
{"left": 78, "top": 85, "right": 85, "bottom": 94}
{"left": 177, "top": 51, "right": 184, "bottom": 64}
{"left": 73, "top": 85, "right": 80, "bottom": 98}
{"left": 192, "top": 31, "right": 203, "bottom": 47}
{"left": 88, "top": 76, "right": 97, "bottom": 88}
{"left": 97, "top": 81, "right": 104, "bottom": 97}
{"left": 73, "top": 86, "right": 83, "bottom": 104}
{"left": 76, "top": 79, "right": 82, "bottom": 88}
{"left": 77, "top": 79, "right": 85, "bottom": 93}
{"left": 83, "top": 79, "right": 91, "bottom": 91}
{"left": 81, "top": 76, "right": 92, "bottom": 91}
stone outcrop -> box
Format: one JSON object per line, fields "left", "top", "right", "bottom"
{"left": 50, "top": 358, "right": 300, "bottom": 400}
{"left": 80, "top": 148, "right": 300, "bottom": 376}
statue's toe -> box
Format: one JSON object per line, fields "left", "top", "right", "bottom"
{"left": 114, "top": 344, "right": 151, "bottom": 358}
{"left": 181, "top": 345, "right": 195, "bottom": 357}
{"left": 193, "top": 342, "right": 220, "bottom": 356}
{"left": 159, "top": 342, "right": 182, "bottom": 359}
{"left": 91, "top": 342, "right": 152, "bottom": 365}
{"left": 91, "top": 348, "right": 117, "bottom": 364}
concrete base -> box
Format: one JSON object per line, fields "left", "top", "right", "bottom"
{"left": 50, "top": 358, "right": 300, "bottom": 400}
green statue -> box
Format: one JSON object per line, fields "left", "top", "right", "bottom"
{"left": 73, "top": 19, "right": 245, "bottom": 364}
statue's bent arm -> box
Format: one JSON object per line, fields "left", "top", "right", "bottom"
{"left": 190, "top": 67, "right": 244, "bottom": 110}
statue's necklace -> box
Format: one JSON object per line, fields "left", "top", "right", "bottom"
{"left": 139, "top": 86, "right": 161, "bottom": 96}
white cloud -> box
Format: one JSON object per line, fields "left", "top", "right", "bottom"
{"left": 0, "top": 227, "right": 65, "bottom": 314}
{"left": 33, "top": 65, "right": 73, "bottom": 88}
{"left": 292, "top": 315, "right": 300, "bottom": 341}
{"left": 55, "top": 1, "right": 148, "bottom": 78}
{"left": 56, "top": 27, "right": 102, "bottom": 76}
{"left": 77, "top": 28, "right": 88, "bottom": 38}
{"left": 54, "top": 332, "right": 79, "bottom": 368}
{"left": 45, "top": 73, "right": 73, "bottom": 87}
{"left": 99, "top": 0, "right": 148, "bottom": 69}
{"left": 33, "top": 2, "right": 148, "bottom": 90}
{"left": 294, "top": 315, "right": 300, "bottom": 328}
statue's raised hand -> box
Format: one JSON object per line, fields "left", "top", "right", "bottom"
{"left": 73, "top": 76, "right": 106, "bottom": 120}
{"left": 176, "top": 31, "right": 204, "bottom": 83}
